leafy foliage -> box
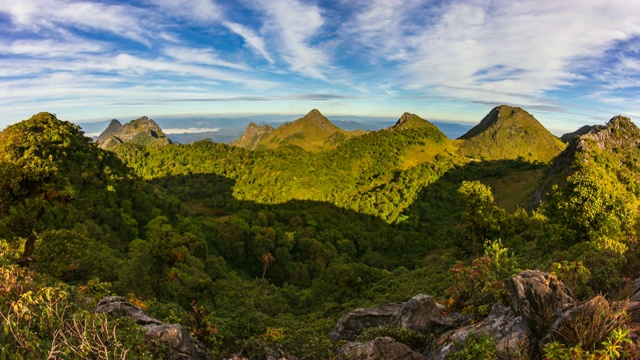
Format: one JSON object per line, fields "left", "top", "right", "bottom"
{"left": 446, "top": 331, "right": 498, "bottom": 360}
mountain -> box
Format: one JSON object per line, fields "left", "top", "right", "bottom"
{"left": 457, "top": 105, "right": 565, "bottom": 162}
{"left": 95, "top": 119, "right": 123, "bottom": 143}
{"left": 96, "top": 116, "right": 172, "bottom": 149}
{"left": 231, "top": 122, "right": 275, "bottom": 149}
{"left": 560, "top": 125, "right": 596, "bottom": 143}
{"left": 390, "top": 112, "right": 441, "bottom": 131}
{"left": 231, "top": 109, "right": 365, "bottom": 151}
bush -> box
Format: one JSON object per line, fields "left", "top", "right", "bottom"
{"left": 0, "top": 265, "right": 168, "bottom": 359}
{"left": 550, "top": 295, "right": 627, "bottom": 352}
{"left": 446, "top": 331, "right": 497, "bottom": 360}
{"left": 446, "top": 240, "right": 519, "bottom": 317}
{"left": 544, "top": 327, "right": 633, "bottom": 360}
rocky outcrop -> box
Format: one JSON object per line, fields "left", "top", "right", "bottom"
{"left": 332, "top": 271, "right": 640, "bottom": 360}
{"left": 337, "top": 337, "right": 426, "bottom": 360}
{"left": 330, "top": 302, "right": 404, "bottom": 341}
{"left": 95, "top": 296, "right": 211, "bottom": 360}
{"left": 330, "top": 294, "right": 470, "bottom": 341}
{"left": 96, "top": 116, "right": 171, "bottom": 149}
{"left": 428, "top": 303, "right": 529, "bottom": 360}
{"left": 390, "top": 294, "right": 470, "bottom": 336}
{"left": 231, "top": 122, "right": 275, "bottom": 149}
{"left": 544, "top": 295, "right": 627, "bottom": 350}
{"left": 96, "top": 119, "right": 123, "bottom": 144}
{"left": 505, "top": 270, "right": 575, "bottom": 342}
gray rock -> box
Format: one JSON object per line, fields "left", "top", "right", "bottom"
{"left": 94, "top": 296, "right": 161, "bottom": 325}
{"left": 337, "top": 336, "right": 426, "bottom": 360}
{"left": 544, "top": 295, "right": 626, "bottom": 350}
{"left": 505, "top": 270, "right": 576, "bottom": 341}
{"left": 428, "top": 303, "right": 529, "bottom": 360}
{"left": 330, "top": 294, "right": 470, "bottom": 341}
{"left": 330, "top": 302, "right": 404, "bottom": 340}
{"left": 94, "top": 296, "right": 212, "bottom": 360}
{"left": 391, "top": 294, "right": 470, "bottom": 337}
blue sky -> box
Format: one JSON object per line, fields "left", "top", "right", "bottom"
{"left": 1, "top": 0, "right": 640, "bottom": 134}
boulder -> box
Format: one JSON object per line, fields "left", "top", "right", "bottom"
{"left": 391, "top": 294, "right": 470, "bottom": 336}
{"left": 337, "top": 337, "right": 426, "bottom": 360}
{"left": 330, "top": 302, "right": 404, "bottom": 340}
{"left": 95, "top": 296, "right": 212, "bottom": 360}
{"left": 330, "top": 294, "right": 470, "bottom": 341}
{"left": 544, "top": 295, "right": 627, "bottom": 350}
{"left": 505, "top": 270, "right": 575, "bottom": 341}
{"left": 428, "top": 303, "right": 529, "bottom": 360}
{"left": 94, "top": 296, "right": 161, "bottom": 325}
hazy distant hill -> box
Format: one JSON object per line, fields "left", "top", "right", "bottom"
{"left": 231, "top": 109, "right": 366, "bottom": 151}
{"left": 560, "top": 125, "right": 595, "bottom": 143}
{"left": 457, "top": 105, "right": 565, "bottom": 162}
{"left": 96, "top": 116, "right": 172, "bottom": 149}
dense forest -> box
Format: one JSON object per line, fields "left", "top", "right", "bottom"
{"left": 1, "top": 108, "right": 639, "bottom": 359}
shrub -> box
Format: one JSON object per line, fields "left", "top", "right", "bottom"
{"left": 551, "top": 261, "right": 591, "bottom": 300}
{"left": 446, "top": 240, "right": 519, "bottom": 317}
{"left": 544, "top": 327, "right": 633, "bottom": 360}
{"left": 550, "top": 295, "right": 627, "bottom": 352}
{"left": 446, "top": 331, "right": 497, "bottom": 360}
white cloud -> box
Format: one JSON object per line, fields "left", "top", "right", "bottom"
{"left": 148, "top": 0, "right": 221, "bottom": 23}
{"left": 255, "top": 0, "right": 330, "bottom": 80}
{"left": 162, "top": 46, "right": 249, "bottom": 70}
{"left": 162, "top": 127, "right": 220, "bottom": 134}
{"left": 0, "top": 38, "right": 105, "bottom": 57}
{"left": 401, "top": 1, "right": 640, "bottom": 103}
{"left": 341, "top": 0, "right": 640, "bottom": 109}
{"left": 0, "top": 0, "right": 151, "bottom": 43}
{"left": 223, "top": 21, "right": 274, "bottom": 64}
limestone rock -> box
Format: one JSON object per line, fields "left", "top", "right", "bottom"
{"left": 95, "top": 296, "right": 212, "bottom": 360}
{"left": 505, "top": 270, "right": 576, "bottom": 341}
{"left": 429, "top": 303, "right": 529, "bottom": 360}
{"left": 330, "top": 302, "right": 404, "bottom": 340}
{"left": 94, "top": 296, "right": 160, "bottom": 325}
{"left": 545, "top": 295, "right": 627, "bottom": 350}
{"left": 337, "top": 337, "right": 426, "bottom": 360}
{"left": 390, "top": 294, "right": 470, "bottom": 336}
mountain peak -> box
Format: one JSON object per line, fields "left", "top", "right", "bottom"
{"left": 96, "top": 116, "right": 171, "bottom": 149}
{"left": 458, "top": 105, "right": 565, "bottom": 162}
{"left": 96, "top": 119, "right": 123, "bottom": 143}
{"left": 232, "top": 109, "right": 364, "bottom": 152}
{"left": 576, "top": 115, "right": 640, "bottom": 151}
{"left": 299, "top": 109, "right": 336, "bottom": 132}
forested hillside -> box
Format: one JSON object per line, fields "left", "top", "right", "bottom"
{"left": 1, "top": 109, "right": 639, "bottom": 359}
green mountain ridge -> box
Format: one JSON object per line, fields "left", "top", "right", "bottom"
{"left": 231, "top": 109, "right": 366, "bottom": 152}
{"left": 457, "top": 105, "right": 566, "bottom": 163}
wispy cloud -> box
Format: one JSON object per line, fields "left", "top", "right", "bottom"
{"left": 0, "top": 0, "right": 151, "bottom": 43}
{"left": 148, "top": 0, "right": 221, "bottom": 23}
{"left": 223, "top": 21, "right": 274, "bottom": 64}
{"left": 162, "top": 127, "right": 220, "bottom": 134}
{"left": 256, "top": 0, "right": 331, "bottom": 80}
{"left": 162, "top": 46, "right": 249, "bottom": 70}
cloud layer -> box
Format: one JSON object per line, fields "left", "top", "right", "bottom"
{"left": 1, "top": 0, "right": 639, "bottom": 131}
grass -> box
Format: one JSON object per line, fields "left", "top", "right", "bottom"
{"left": 481, "top": 168, "right": 546, "bottom": 212}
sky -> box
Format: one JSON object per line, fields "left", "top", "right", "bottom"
{"left": 1, "top": 0, "right": 640, "bottom": 134}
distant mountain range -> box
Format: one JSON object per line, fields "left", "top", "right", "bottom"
{"left": 80, "top": 114, "right": 476, "bottom": 144}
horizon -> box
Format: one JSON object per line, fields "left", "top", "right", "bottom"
{"left": 2, "top": 1, "right": 639, "bottom": 133}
